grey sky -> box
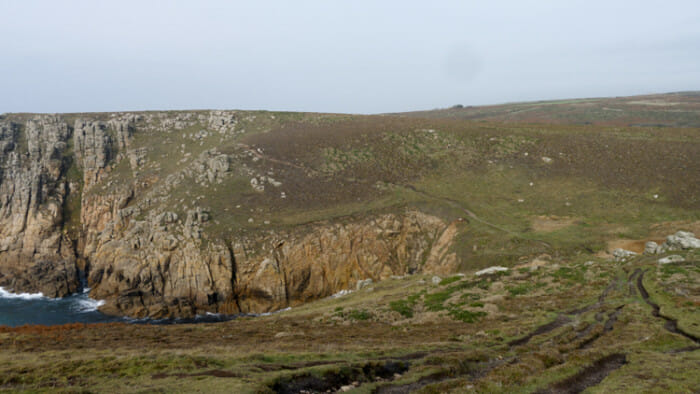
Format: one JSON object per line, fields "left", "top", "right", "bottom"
{"left": 1, "top": 0, "right": 699, "bottom": 114}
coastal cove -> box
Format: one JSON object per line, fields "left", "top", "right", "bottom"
{"left": 0, "top": 288, "right": 243, "bottom": 327}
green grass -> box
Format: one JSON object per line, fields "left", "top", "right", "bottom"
{"left": 438, "top": 275, "right": 463, "bottom": 286}
{"left": 423, "top": 291, "right": 452, "bottom": 312}
{"left": 551, "top": 266, "right": 587, "bottom": 284}
{"left": 507, "top": 284, "right": 533, "bottom": 297}
{"left": 336, "top": 309, "right": 372, "bottom": 321}
{"left": 448, "top": 309, "right": 487, "bottom": 323}
{"left": 389, "top": 300, "right": 415, "bottom": 318}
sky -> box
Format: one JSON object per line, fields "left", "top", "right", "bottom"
{"left": 1, "top": 0, "right": 699, "bottom": 114}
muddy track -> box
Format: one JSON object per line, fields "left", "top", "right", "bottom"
{"left": 665, "top": 345, "right": 700, "bottom": 354}
{"left": 535, "top": 353, "right": 627, "bottom": 394}
{"left": 270, "top": 361, "right": 409, "bottom": 394}
{"left": 508, "top": 314, "right": 572, "bottom": 347}
{"left": 511, "top": 276, "right": 624, "bottom": 348}
{"left": 628, "top": 269, "right": 642, "bottom": 297}
{"left": 566, "top": 277, "right": 619, "bottom": 315}
{"left": 577, "top": 306, "right": 624, "bottom": 349}
{"left": 374, "top": 357, "right": 514, "bottom": 394}
{"left": 635, "top": 270, "right": 700, "bottom": 345}
{"left": 374, "top": 371, "right": 448, "bottom": 394}
{"left": 151, "top": 369, "right": 242, "bottom": 379}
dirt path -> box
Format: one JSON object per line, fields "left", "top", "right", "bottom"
{"left": 508, "top": 314, "right": 572, "bottom": 347}
{"left": 399, "top": 183, "right": 552, "bottom": 249}
{"left": 400, "top": 184, "right": 517, "bottom": 235}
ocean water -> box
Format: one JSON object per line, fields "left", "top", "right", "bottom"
{"left": 0, "top": 287, "right": 123, "bottom": 327}
{"left": 0, "top": 287, "right": 249, "bottom": 326}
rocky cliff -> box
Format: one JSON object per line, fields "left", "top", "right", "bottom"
{"left": 0, "top": 112, "right": 460, "bottom": 318}
{"left": 0, "top": 116, "right": 78, "bottom": 297}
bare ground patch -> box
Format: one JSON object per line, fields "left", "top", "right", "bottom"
{"left": 531, "top": 216, "right": 577, "bottom": 232}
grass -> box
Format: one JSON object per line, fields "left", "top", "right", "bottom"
{"left": 551, "top": 266, "right": 587, "bottom": 284}
{"left": 438, "top": 275, "right": 463, "bottom": 286}
{"left": 507, "top": 284, "right": 534, "bottom": 297}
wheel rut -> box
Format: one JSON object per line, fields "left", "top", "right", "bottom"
{"left": 635, "top": 269, "right": 700, "bottom": 345}
{"left": 535, "top": 353, "right": 627, "bottom": 394}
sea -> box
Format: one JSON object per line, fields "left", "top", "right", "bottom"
{"left": 0, "top": 287, "right": 242, "bottom": 327}
{"left": 0, "top": 287, "right": 122, "bottom": 326}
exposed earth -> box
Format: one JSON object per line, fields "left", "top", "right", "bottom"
{"left": 1, "top": 92, "right": 699, "bottom": 392}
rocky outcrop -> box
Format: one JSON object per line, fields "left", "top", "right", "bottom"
{"left": 0, "top": 116, "right": 78, "bottom": 297}
{"left": 643, "top": 231, "right": 700, "bottom": 255}
{"left": 208, "top": 111, "right": 237, "bottom": 133}
{"left": 644, "top": 241, "right": 659, "bottom": 255}
{"left": 664, "top": 231, "right": 700, "bottom": 250}
{"left": 82, "top": 206, "right": 452, "bottom": 318}
{"left": 74, "top": 119, "right": 112, "bottom": 185}
{"left": 422, "top": 219, "right": 461, "bottom": 275}
{"left": 612, "top": 248, "right": 637, "bottom": 262}
{"left": 475, "top": 266, "right": 509, "bottom": 276}
{"left": 232, "top": 211, "right": 448, "bottom": 314}
{"left": 74, "top": 115, "right": 136, "bottom": 187}
{"left": 658, "top": 255, "right": 685, "bottom": 265}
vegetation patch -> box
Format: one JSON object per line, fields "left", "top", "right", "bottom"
{"left": 448, "top": 308, "right": 487, "bottom": 323}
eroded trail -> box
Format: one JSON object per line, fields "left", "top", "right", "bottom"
{"left": 536, "top": 354, "right": 627, "bottom": 394}
{"left": 635, "top": 269, "right": 700, "bottom": 345}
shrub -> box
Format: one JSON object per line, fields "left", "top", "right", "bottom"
{"left": 346, "top": 309, "right": 372, "bottom": 321}
{"left": 390, "top": 300, "right": 414, "bottom": 318}
{"left": 424, "top": 291, "right": 452, "bottom": 311}
{"left": 448, "top": 309, "right": 487, "bottom": 323}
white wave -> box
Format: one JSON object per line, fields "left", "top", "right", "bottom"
{"left": 0, "top": 286, "right": 46, "bottom": 300}
{"left": 73, "top": 296, "right": 105, "bottom": 312}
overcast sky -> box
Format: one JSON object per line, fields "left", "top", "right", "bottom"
{"left": 1, "top": 0, "right": 699, "bottom": 114}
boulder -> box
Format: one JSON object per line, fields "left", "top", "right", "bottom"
{"left": 475, "top": 266, "right": 509, "bottom": 276}
{"left": 644, "top": 241, "right": 660, "bottom": 255}
{"left": 658, "top": 255, "right": 685, "bottom": 265}
{"left": 356, "top": 278, "right": 373, "bottom": 290}
{"left": 665, "top": 231, "right": 700, "bottom": 250}
{"left": 612, "top": 248, "right": 637, "bottom": 262}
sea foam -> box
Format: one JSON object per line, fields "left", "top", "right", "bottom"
{"left": 0, "top": 287, "right": 46, "bottom": 300}
{"left": 73, "top": 296, "right": 105, "bottom": 313}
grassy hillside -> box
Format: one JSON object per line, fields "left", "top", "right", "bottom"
{"left": 403, "top": 92, "right": 700, "bottom": 127}
{"left": 1, "top": 92, "right": 699, "bottom": 392}
{"left": 67, "top": 100, "right": 700, "bottom": 270}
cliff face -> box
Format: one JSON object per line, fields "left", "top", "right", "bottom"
{"left": 0, "top": 112, "right": 460, "bottom": 318}
{"left": 0, "top": 116, "right": 78, "bottom": 297}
